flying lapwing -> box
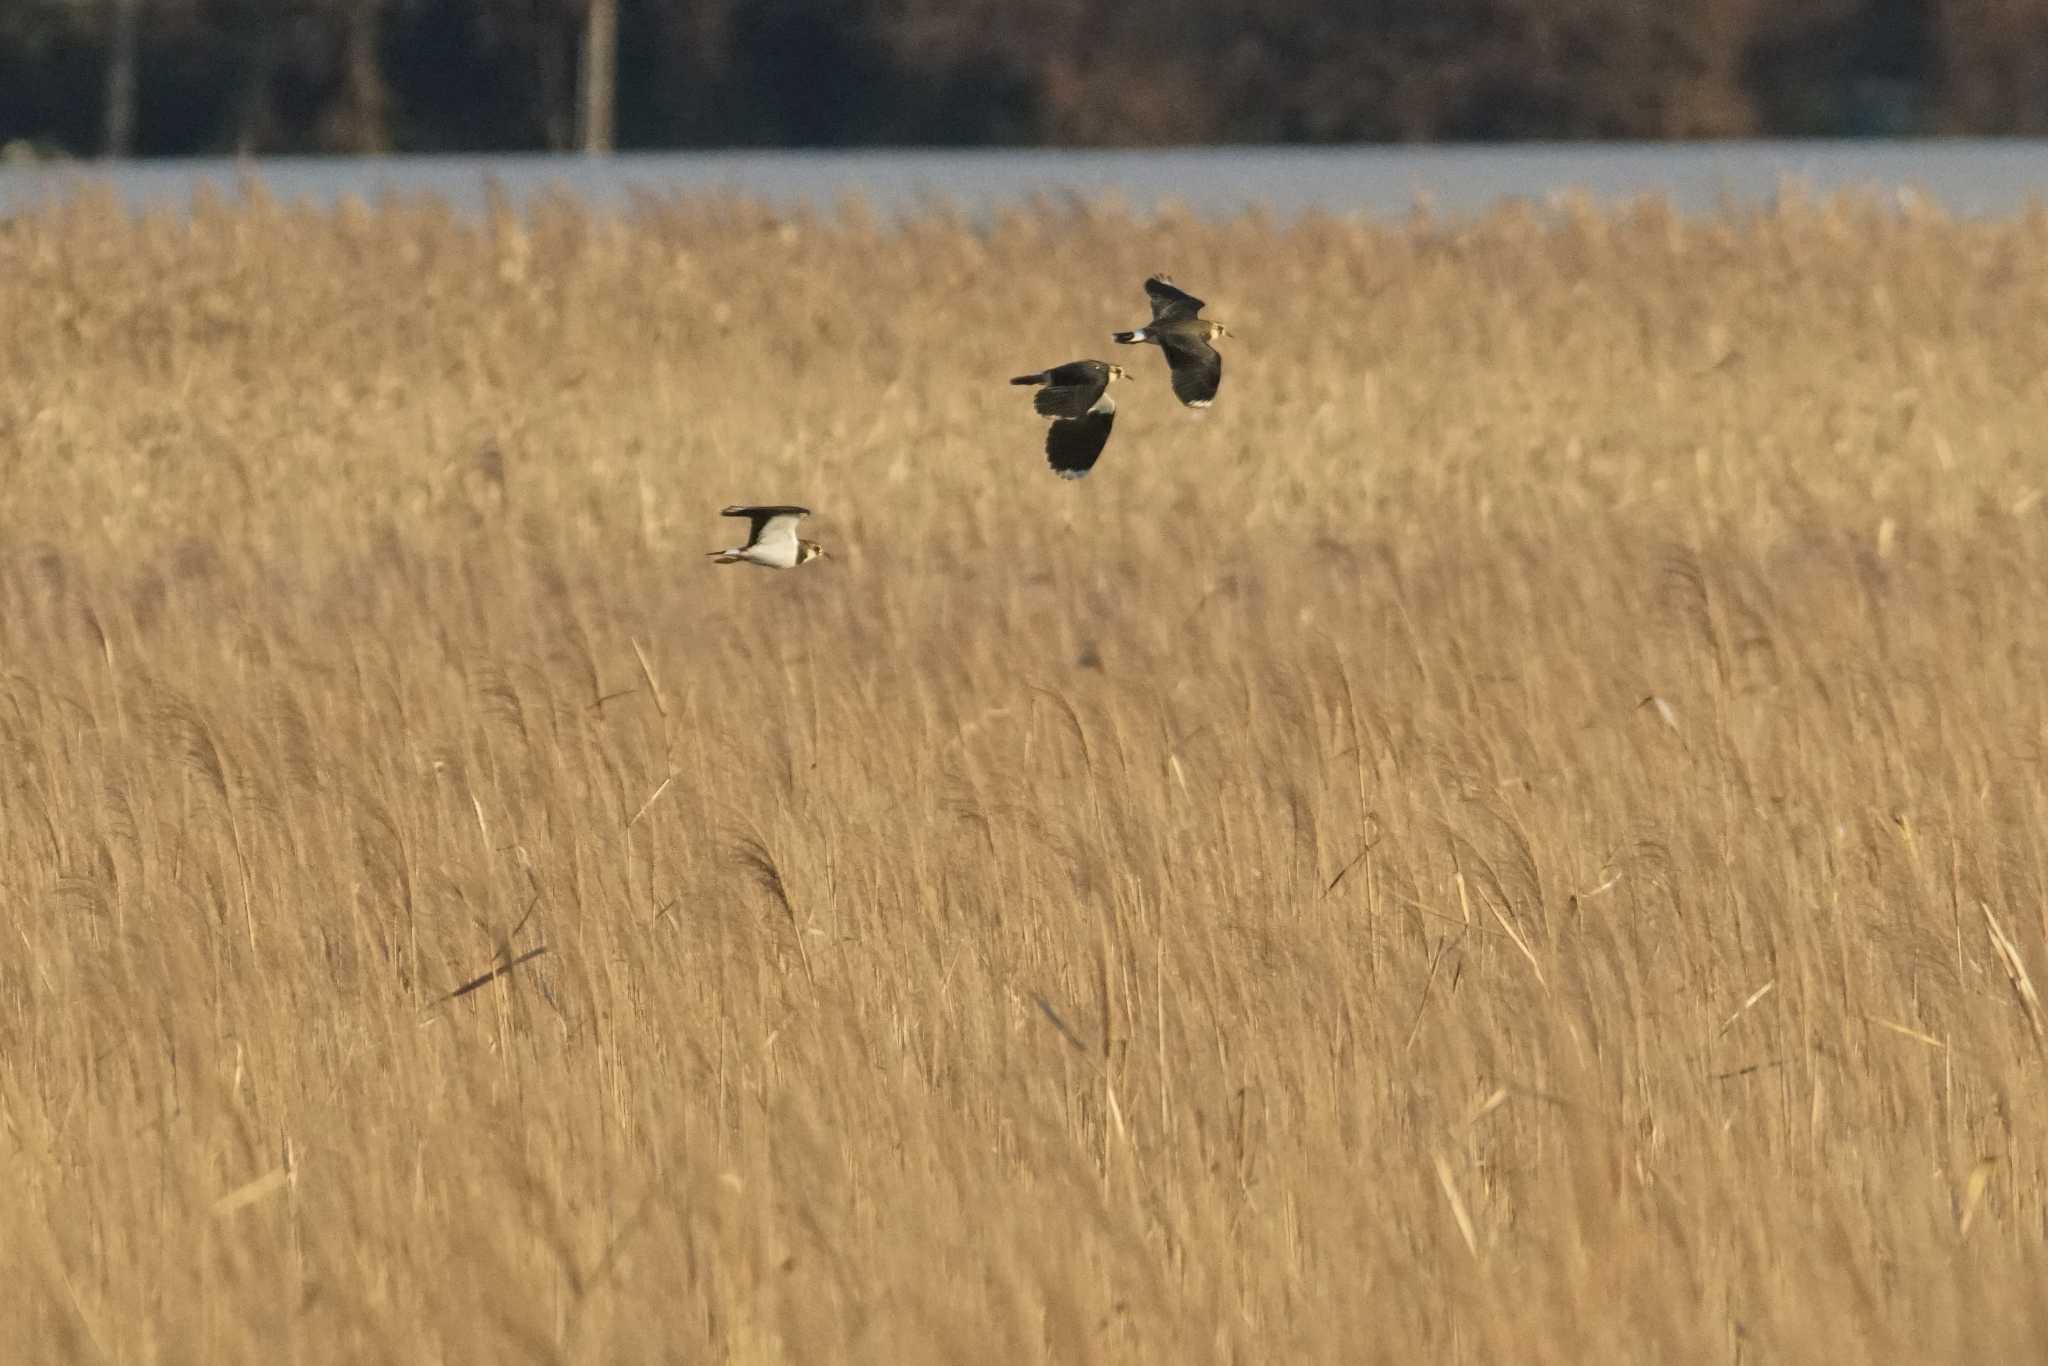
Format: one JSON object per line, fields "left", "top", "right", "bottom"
{"left": 707, "top": 505, "right": 826, "bottom": 568}
{"left": 1010, "top": 360, "right": 1128, "bottom": 479}
{"left": 1112, "top": 276, "right": 1232, "bottom": 408}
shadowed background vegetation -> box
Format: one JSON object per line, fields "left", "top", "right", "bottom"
{"left": 5, "top": 190, "right": 2048, "bottom": 1359}
{"left": 3, "top": 0, "right": 2045, "bottom": 155}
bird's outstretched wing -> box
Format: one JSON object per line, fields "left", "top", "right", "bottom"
{"left": 1156, "top": 333, "right": 1222, "bottom": 407}
{"left": 1046, "top": 401, "right": 1115, "bottom": 479}
{"left": 722, "top": 504, "right": 810, "bottom": 550}
{"left": 1033, "top": 378, "right": 1109, "bottom": 419}
{"left": 1022, "top": 361, "right": 1113, "bottom": 420}
{"left": 1145, "top": 275, "right": 1206, "bottom": 322}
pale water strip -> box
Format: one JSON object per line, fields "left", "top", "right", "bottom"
{"left": 3, "top": 141, "right": 2047, "bottom": 222}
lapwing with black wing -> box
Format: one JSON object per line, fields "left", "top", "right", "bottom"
{"left": 707, "top": 505, "right": 827, "bottom": 568}
{"left": 1111, "top": 275, "right": 1232, "bottom": 408}
{"left": 1009, "top": 360, "right": 1128, "bottom": 479}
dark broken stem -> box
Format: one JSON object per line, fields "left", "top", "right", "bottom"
{"left": 1033, "top": 993, "right": 1101, "bottom": 1060}
{"left": 437, "top": 944, "right": 549, "bottom": 1006}
{"left": 1323, "top": 840, "right": 1379, "bottom": 898}
{"left": 1711, "top": 1058, "right": 1784, "bottom": 1081}
{"left": 506, "top": 891, "right": 541, "bottom": 946}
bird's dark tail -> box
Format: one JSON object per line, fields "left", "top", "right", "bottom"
{"left": 1111, "top": 329, "right": 1147, "bottom": 344}
{"left": 1009, "top": 372, "right": 1047, "bottom": 386}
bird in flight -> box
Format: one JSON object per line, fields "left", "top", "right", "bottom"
{"left": 707, "top": 505, "right": 826, "bottom": 568}
{"left": 1010, "top": 360, "right": 1128, "bottom": 479}
{"left": 1112, "top": 276, "right": 1232, "bottom": 408}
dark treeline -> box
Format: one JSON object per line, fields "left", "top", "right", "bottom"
{"left": 2, "top": 0, "right": 2042, "bottom": 157}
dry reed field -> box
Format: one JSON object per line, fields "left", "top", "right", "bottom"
{"left": 6, "top": 183, "right": 2048, "bottom": 1363}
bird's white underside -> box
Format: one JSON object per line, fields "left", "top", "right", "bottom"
{"left": 725, "top": 542, "right": 803, "bottom": 568}
{"left": 721, "top": 510, "right": 806, "bottom": 567}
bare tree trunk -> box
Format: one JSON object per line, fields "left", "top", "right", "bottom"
{"left": 340, "top": 0, "right": 390, "bottom": 152}
{"left": 104, "top": 0, "right": 142, "bottom": 158}
{"left": 234, "top": 19, "right": 277, "bottom": 156}
{"left": 580, "top": 0, "right": 618, "bottom": 154}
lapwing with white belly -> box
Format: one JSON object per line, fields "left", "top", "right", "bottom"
{"left": 707, "top": 505, "right": 827, "bottom": 568}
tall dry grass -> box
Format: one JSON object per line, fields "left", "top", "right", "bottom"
{"left": 4, "top": 182, "right": 2048, "bottom": 1362}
